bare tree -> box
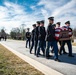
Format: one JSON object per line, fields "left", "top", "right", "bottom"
{"left": 10, "top": 28, "right": 21, "bottom": 39}
{"left": 20, "top": 24, "right": 26, "bottom": 40}
{"left": 10, "top": 24, "right": 26, "bottom": 40}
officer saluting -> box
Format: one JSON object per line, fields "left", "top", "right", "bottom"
{"left": 25, "top": 28, "right": 31, "bottom": 48}
{"left": 46, "top": 17, "right": 60, "bottom": 61}
{"left": 30, "top": 24, "right": 36, "bottom": 54}
{"left": 60, "top": 21, "right": 74, "bottom": 57}
{"left": 36, "top": 20, "right": 46, "bottom": 57}
{"left": 34, "top": 21, "right": 40, "bottom": 55}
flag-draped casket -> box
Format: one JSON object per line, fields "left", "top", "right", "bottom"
{"left": 55, "top": 26, "right": 72, "bottom": 40}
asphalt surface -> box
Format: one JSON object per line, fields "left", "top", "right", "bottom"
{"left": 74, "top": 39, "right": 76, "bottom": 42}
{"left": 0, "top": 39, "right": 76, "bottom": 75}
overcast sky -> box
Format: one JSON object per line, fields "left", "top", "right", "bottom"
{"left": 0, "top": 0, "right": 76, "bottom": 33}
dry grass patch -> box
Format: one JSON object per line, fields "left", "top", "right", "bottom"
{"left": 72, "top": 43, "right": 76, "bottom": 46}
{"left": 0, "top": 44, "right": 44, "bottom": 75}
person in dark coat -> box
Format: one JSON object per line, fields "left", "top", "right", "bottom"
{"left": 30, "top": 24, "right": 36, "bottom": 54}
{"left": 51, "top": 24, "right": 56, "bottom": 53}
{"left": 36, "top": 20, "right": 46, "bottom": 57}
{"left": 34, "top": 21, "right": 40, "bottom": 55}
{"left": 59, "top": 21, "right": 74, "bottom": 57}
{"left": 45, "top": 17, "right": 60, "bottom": 61}
{"left": 25, "top": 28, "right": 31, "bottom": 48}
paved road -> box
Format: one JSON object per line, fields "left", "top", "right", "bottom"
{"left": 74, "top": 39, "right": 76, "bottom": 42}
{"left": 0, "top": 39, "right": 76, "bottom": 75}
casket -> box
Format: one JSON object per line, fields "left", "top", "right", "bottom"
{"left": 55, "top": 28, "right": 62, "bottom": 40}
{"left": 59, "top": 30, "right": 71, "bottom": 41}
{"left": 55, "top": 27, "right": 72, "bottom": 41}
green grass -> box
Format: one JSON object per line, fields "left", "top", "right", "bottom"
{"left": 0, "top": 44, "right": 44, "bottom": 75}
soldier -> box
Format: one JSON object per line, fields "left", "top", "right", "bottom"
{"left": 51, "top": 24, "right": 56, "bottom": 53}
{"left": 60, "top": 21, "right": 74, "bottom": 57}
{"left": 30, "top": 24, "right": 36, "bottom": 54}
{"left": 45, "top": 17, "right": 60, "bottom": 61}
{"left": 34, "top": 21, "right": 40, "bottom": 55}
{"left": 56, "top": 22, "right": 67, "bottom": 55}
{"left": 25, "top": 28, "right": 31, "bottom": 48}
{"left": 36, "top": 20, "right": 46, "bottom": 57}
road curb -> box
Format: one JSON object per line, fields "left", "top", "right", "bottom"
{"left": 0, "top": 43, "right": 63, "bottom": 75}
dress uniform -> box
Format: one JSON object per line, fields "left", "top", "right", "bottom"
{"left": 25, "top": 28, "right": 31, "bottom": 48}
{"left": 51, "top": 24, "right": 56, "bottom": 53}
{"left": 60, "top": 21, "right": 74, "bottom": 57}
{"left": 56, "top": 22, "right": 67, "bottom": 55}
{"left": 36, "top": 20, "right": 46, "bottom": 57}
{"left": 34, "top": 21, "right": 40, "bottom": 55}
{"left": 46, "top": 17, "right": 60, "bottom": 61}
{"left": 30, "top": 24, "right": 36, "bottom": 54}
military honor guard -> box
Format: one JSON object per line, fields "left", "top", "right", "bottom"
{"left": 59, "top": 21, "right": 74, "bottom": 57}
{"left": 36, "top": 20, "right": 46, "bottom": 57}
{"left": 25, "top": 28, "right": 31, "bottom": 48}
{"left": 55, "top": 22, "right": 67, "bottom": 55}
{"left": 25, "top": 16, "right": 75, "bottom": 62}
{"left": 45, "top": 17, "right": 60, "bottom": 61}
{"left": 34, "top": 21, "right": 40, "bottom": 55}
{"left": 30, "top": 24, "right": 36, "bottom": 54}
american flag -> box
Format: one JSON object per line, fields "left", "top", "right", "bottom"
{"left": 55, "top": 26, "right": 72, "bottom": 40}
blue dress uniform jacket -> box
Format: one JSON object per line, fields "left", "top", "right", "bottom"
{"left": 31, "top": 29, "right": 35, "bottom": 41}
{"left": 30, "top": 28, "right": 35, "bottom": 53}
{"left": 46, "top": 23, "right": 55, "bottom": 41}
{"left": 25, "top": 32, "right": 31, "bottom": 48}
{"left": 34, "top": 26, "right": 40, "bottom": 55}
{"left": 38, "top": 26, "right": 46, "bottom": 41}
{"left": 34, "top": 26, "right": 39, "bottom": 41}
{"left": 36, "top": 26, "right": 46, "bottom": 56}
{"left": 26, "top": 32, "right": 31, "bottom": 39}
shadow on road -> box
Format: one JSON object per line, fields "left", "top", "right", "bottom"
{"left": 59, "top": 53, "right": 76, "bottom": 65}
{"left": 37, "top": 53, "right": 76, "bottom": 65}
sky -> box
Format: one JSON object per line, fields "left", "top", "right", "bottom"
{"left": 0, "top": 0, "right": 76, "bottom": 33}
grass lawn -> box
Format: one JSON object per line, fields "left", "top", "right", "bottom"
{"left": 0, "top": 44, "right": 44, "bottom": 75}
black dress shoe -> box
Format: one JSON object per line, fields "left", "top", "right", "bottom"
{"left": 46, "top": 57, "right": 50, "bottom": 59}
{"left": 36, "top": 55, "right": 39, "bottom": 57}
{"left": 48, "top": 55, "right": 52, "bottom": 57}
{"left": 54, "top": 59, "right": 61, "bottom": 62}
{"left": 63, "top": 52, "right": 68, "bottom": 54}
{"left": 68, "top": 55, "right": 74, "bottom": 57}
{"left": 43, "top": 54, "right": 45, "bottom": 56}
{"left": 39, "top": 53, "right": 41, "bottom": 55}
